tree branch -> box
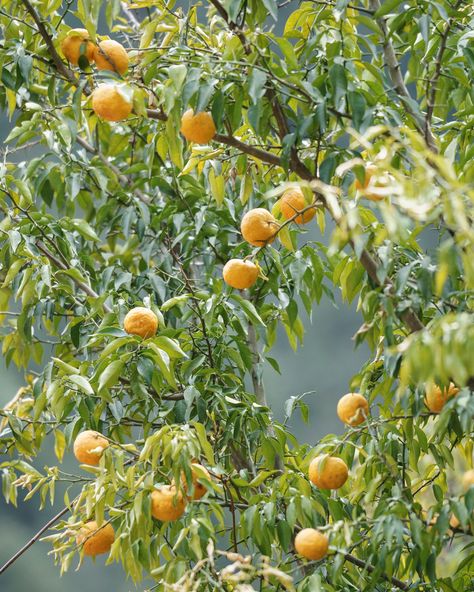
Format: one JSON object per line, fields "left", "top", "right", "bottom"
{"left": 20, "top": 0, "right": 78, "bottom": 87}
{"left": 247, "top": 322, "right": 266, "bottom": 406}
{"left": 344, "top": 553, "right": 409, "bottom": 591}
{"left": 76, "top": 136, "right": 150, "bottom": 205}
{"left": 425, "top": 0, "right": 463, "bottom": 130}
{"left": 214, "top": 133, "right": 282, "bottom": 167}
{"left": 0, "top": 506, "right": 70, "bottom": 575}
{"left": 368, "top": 0, "right": 437, "bottom": 153}
{"left": 35, "top": 241, "right": 112, "bottom": 314}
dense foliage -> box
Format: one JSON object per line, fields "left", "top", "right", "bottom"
{"left": 0, "top": 0, "right": 473, "bottom": 590}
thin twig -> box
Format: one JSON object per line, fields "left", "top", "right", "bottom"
{"left": 0, "top": 506, "right": 70, "bottom": 575}
{"left": 35, "top": 241, "right": 112, "bottom": 314}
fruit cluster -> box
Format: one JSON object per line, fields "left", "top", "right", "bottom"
{"left": 73, "top": 430, "right": 211, "bottom": 555}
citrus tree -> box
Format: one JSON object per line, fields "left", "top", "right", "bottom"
{"left": 0, "top": 0, "right": 473, "bottom": 590}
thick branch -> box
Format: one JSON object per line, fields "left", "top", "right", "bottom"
{"left": 247, "top": 322, "right": 266, "bottom": 406}
{"left": 20, "top": 0, "right": 78, "bottom": 86}
{"left": 214, "top": 133, "right": 282, "bottom": 167}
{"left": 247, "top": 315, "right": 284, "bottom": 471}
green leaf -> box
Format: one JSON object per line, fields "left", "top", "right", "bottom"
{"left": 375, "top": 0, "right": 402, "bottom": 17}
{"left": 230, "top": 294, "right": 266, "bottom": 327}
{"left": 329, "top": 64, "right": 347, "bottom": 110}
{"left": 98, "top": 359, "right": 124, "bottom": 391}
{"left": 248, "top": 69, "right": 267, "bottom": 104}
{"left": 69, "top": 374, "right": 94, "bottom": 395}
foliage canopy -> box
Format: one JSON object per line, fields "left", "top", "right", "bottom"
{"left": 0, "top": 0, "right": 473, "bottom": 590}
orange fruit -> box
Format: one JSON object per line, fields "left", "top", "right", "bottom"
{"left": 93, "top": 40, "right": 129, "bottom": 75}
{"left": 241, "top": 208, "right": 279, "bottom": 247}
{"left": 175, "top": 463, "right": 211, "bottom": 501}
{"left": 60, "top": 28, "right": 95, "bottom": 66}
{"left": 151, "top": 485, "right": 186, "bottom": 521}
{"left": 462, "top": 469, "right": 474, "bottom": 491}
{"left": 180, "top": 109, "right": 216, "bottom": 144}
{"left": 91, "top": 84, "right": 132, "bottom": 122}
{"left": 354, "top": 164, "right": 377, "bottom": 191}
{"left": 354, "top": 164, "right": 387, "bottom": 202}
{"left": 294, "top": 528, "right": 329, "bottom": 560}
{"left": 223, "top": 259, "right": 259, "bottom": 289}
{"left": 73, "top": 430, "right": 109, "bottom": 466}
{"left": 308, "top": 455, "right": 348, "bottom": 490}
{"left": 425, "top": 382, "right": 459, "bottom": 413}
{"left": 123, "top": 306, "right": 158, "bottom": 338}
{"left": 449, "top": 514, "right": 460, "bottom": 529}
{"left": 280, "top": 188, "right": 315, "bottom": 224}
{"left": 76, "top": 521, "right": 115, "bottom": 556}
{"left": 337, "top": 393, "right": 369, "bottom": 426}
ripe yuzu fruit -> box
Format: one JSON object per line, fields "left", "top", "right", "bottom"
{"left": 337, "top": 393, "right": 369, "bottom": 426}
{"left": 151, "top": 485, "right": 186, "bottom": 521}
{"left": 60, "top": 29, "right": 95, "bottom": 65}
{"left": 449, "top": 514, "right": 460, "bottom": 529}
{"left": 223, "top": 259, "right": 259, "bottom": 289}
{"left": 73, "top": 430, "right": 109, "bottom": 466}
{"left": 280, "top": 188, "right": 315, "bottom": 224}
{"left": 93, "top": 40, "right": 129, "bottom": 75}
{"left": 177, "top": 463, "right": 211, "bottom": 501}
{"left": 241, "top": 208, "right": 279, "bottom": 247}
{"left": 91, "top": 84, "right": 132, "bottom": 122}
{"left": 425, "top": 382, "right": 459, "bottom": 413}
{"left": 294, "top": 528, "right": 329, "bottom": 560}
{"left": 76, "top": 521, "right": 115, "bottom": 556}
{"left": 123, "top": 307, "right": 158, "bottom": 339}
{"left": 354, "top": 164, "right": 387, "bottom": 201}
{"left": 180, "top": 109, "right": 216, "bottom": 144}
{"left": 354, "top": 164, "right": 377, "bottom": 191}
{"left": 309, "top": 455, "right": 348, "bottom": 490}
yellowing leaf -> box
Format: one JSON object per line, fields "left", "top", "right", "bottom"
{"left": 278, "top": 226, "right": 295, "bottom": 251}
{"left": 208, "top": 166, "right": 225, "bottom": 206}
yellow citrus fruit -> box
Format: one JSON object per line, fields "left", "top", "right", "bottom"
{"left": 93, "top": 40, "right": 129, "bottom": 75}
{"left": 308, "top": 456, "right": 348, "bottom": 490}
{"left": 223, "top": 259, "right": 259, "bottom": 289}
{"left": 280, "top": 188, "right": 315, "bottom": 224}
{"left": 449, "top": 514, "right": 460, "bottom": 529}
{"left": 91, "top": 84, "right": 132, "bottom": 122}
{"left": 354, "top": 164, "right": 385, "bottom": 201}
{"left": 180, "top": 109, "right": 216, "bottom": 144}
{"left": 241, "top": 208, "right": 279, "bottom": 247}
{"left": 151, "top": 485, "right": 186, "bottom": 521}
{"left": 76, "top": 521, "right": 115, "bottom": 556}
{"left": 337, "top": 393, "right": 369, "bottom": 426}
{"left": 354, "top": 164, "right": 377, "bottom": 191}
{"left": 123, "top": 307, "right": 158, "bottom": 338}
{"left": 60, "top": 28, "right": 95, "bottom": 66}
{"left": 73, "top": 430, "right": 109, "bottom": 466}
{"left": 425, "top": 382, "right": 459, "bottom": 413}
{"left": 294, "top": 528, "right": 329, "bottom": 560}
{"left": 462, "top": 469, "right": 474, "bottom": 491}
{"left": 177, "top": 463, "right": 211, "bottom": 501}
